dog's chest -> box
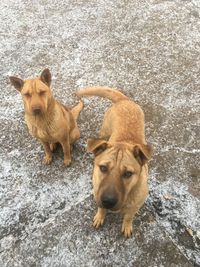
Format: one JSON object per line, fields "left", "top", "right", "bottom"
{"left": 26, "top": 117, "right": 63, "bottom": 142}
{"left": 31, "top": 125, "right": 54, "bottom": 141}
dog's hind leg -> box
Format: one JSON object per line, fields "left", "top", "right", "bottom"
{"left": 69, "top": 100, "right": 84, "bottom": 144}
{"left": 99, "top": 109, "right": 112, "bottom": 140}
{"left": 70, "top": 127, "right": 80, "bottom": 144}
{"left": 100, "top": 124, "right": 111, "bottom": 140}
{"left": 71, "top": 100, "right": 84, "bottom": 121}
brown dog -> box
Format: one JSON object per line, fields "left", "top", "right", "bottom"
{"left": 76, "top": 86, "right": 153, "bottom": 237}
{"left": 10, "top": 69, "right": 84, "bottom": 166}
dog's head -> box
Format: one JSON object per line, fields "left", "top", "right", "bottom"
{"left": 9, "top": 69, "right": 53, "bottom": 116}
{"left": 88, "top": 138, "right": 153, "bottom": 211}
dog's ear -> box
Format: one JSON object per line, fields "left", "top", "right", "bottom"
{"left": 9, "top": 76, "right": 24, "bottom": 92}
{"left": 133, "top": 143, "right": 153, "bottom": 165}
{"left": 87, "top": 138, "right": 108, "bottom": 156}
{"left": 40, "top": 68, "right": 51, "bottom": 86}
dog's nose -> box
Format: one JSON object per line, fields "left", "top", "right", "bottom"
{"left": 32, "top": 105, "right": 42, "bottom": 115}
{"left": 101, "top": 194, "right": 118, "bottom": 209}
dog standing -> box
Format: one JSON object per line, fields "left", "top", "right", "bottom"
{"left": 76, "top": 86, "right": 153, "bottom": 237}
{"left": 10, "top": 69, "right": 84, "bottom": 166}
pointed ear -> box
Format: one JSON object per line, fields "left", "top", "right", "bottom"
{"left": 133, "top": 143, "right": 153, "bottom": 165}
{"left": 9, "top": 76, "right": 24, "bottom": 92}
{"left": 40, "top": 68, "right": 51, "bottom": 86}
{"left": 87, "top": 138, "right": 108, "bottom": 156}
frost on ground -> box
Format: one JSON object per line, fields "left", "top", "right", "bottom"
{"left": 0, "top": 0, "right": 200, "bottom": 266}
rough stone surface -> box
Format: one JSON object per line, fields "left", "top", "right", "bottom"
{"left": 0, "top": 0, "right": 199, "bottom": 266}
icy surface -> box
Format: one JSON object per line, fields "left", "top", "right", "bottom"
{"left": 0, "top": 0, "right": 200, "bottom": 266}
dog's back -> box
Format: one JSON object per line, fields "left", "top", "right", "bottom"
{"left": 77, "top": 86, "right": 145, "bottom": 144}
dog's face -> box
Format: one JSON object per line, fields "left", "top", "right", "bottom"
{"left": 88, "top": 139, "right": 153, "bottom": 211}
{"left": 10, "top": 69, "right": 53, "bottom": 116}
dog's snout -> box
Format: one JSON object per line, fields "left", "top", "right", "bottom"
{"left": 101, "top": 194, "right": 118, "bottom": 209}
{"left": 32, "top": 105, "right": 42, "bottom": 115}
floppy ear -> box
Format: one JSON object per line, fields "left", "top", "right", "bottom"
{"left": 133, "top": 143, "right": 153, "bottom": 165}
{"left": 9, "top": 76, "right": 24, "bottom": 92}
{"left": 40, "top": 68, "right": 51, "bottom": 86}
{"left": 87, "top": 138, "right": 108, "bottom": 156}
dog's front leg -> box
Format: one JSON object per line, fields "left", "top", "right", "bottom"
{"left": 42, "top": 142, "right": 53, "bottom": 165}
{"left": 60, "top": 136, "right": 71, "bottom": 167}
{"left": 93, "top": 207, "right": 107, "bottom": 228}
{"left": 121, "top": 212, "right": 135, "bottom": 238}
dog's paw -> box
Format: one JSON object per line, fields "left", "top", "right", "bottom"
{"left": 43, "top": 155, "right": 52, "bottom": 165}
{"left": 93, "top": 213, "right": 105, "bottom": 228}
{"left": 121, "top": 221, "right": 133, "bottom": 238}
{"left": 64, "top": 158, "right": 72, "bottom": 167}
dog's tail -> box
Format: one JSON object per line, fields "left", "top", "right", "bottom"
{"left": 76, "top": 86, "right": 128, "bottom": 103}
{"left": 71, "top": 100, "right": 84, "bottom": 120}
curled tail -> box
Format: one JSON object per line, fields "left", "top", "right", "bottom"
{"left": 71, "top": 100, "right": 84, "bottom": 120}
{"left": 76, "top": 86, "right": 128, "bottom": 103}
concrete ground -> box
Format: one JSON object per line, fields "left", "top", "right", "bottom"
{"left": 0, "top": 0, "right": 200, "bottom": 266}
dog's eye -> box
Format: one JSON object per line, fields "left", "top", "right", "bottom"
{"left": 39, "top": 91, "right": 45, "bottom": 96}
{"left": 123, "top": 171, "right": 134, "bottom": 179}
{"left": 99, "top": 165, "right": 108, "bottom": 173}
{"left": 24, "top": 92, "right": 31, "bottom": 97}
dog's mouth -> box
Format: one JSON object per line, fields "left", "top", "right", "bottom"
{"left": 33, "top": 110, "right": 42, "bottom": 116}
{"left": 98, "top": 202, "right": 121, "bottom": 212}
{"left": 107, "top": 206, "right": 121, "bottom": 212}
{"left": 31, "top": 108, "right": 45, "bottom": 117}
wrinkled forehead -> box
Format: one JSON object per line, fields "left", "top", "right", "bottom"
{"left": 95, "top": 145, "right": 136, "bottom": 165}
{"left": 21, "top": 78, "right": 48, "bottom": 93}
{"left": 95, "top": 145, "right": 142, "bottom": 173}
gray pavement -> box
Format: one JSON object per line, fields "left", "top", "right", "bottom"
{"left": 0, "top": 0, "right": 200, "bottom": 266}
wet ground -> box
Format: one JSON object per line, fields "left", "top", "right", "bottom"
{"left": 0, "top": 0, "right": 200, "bottom": 266}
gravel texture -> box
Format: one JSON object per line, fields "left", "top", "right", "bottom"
{"left": 0, "top": 0, "right": 199, "bottom": 266}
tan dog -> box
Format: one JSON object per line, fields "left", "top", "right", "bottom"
{"left": 10, "top": 69, "right": 84, "bottom": 166}
{"left": 76, "top": 86, "right": 153, "bottom": 237}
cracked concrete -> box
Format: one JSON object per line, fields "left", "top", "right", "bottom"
{"left": 0, "top": 0, "right": 200, "bottom": 266}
